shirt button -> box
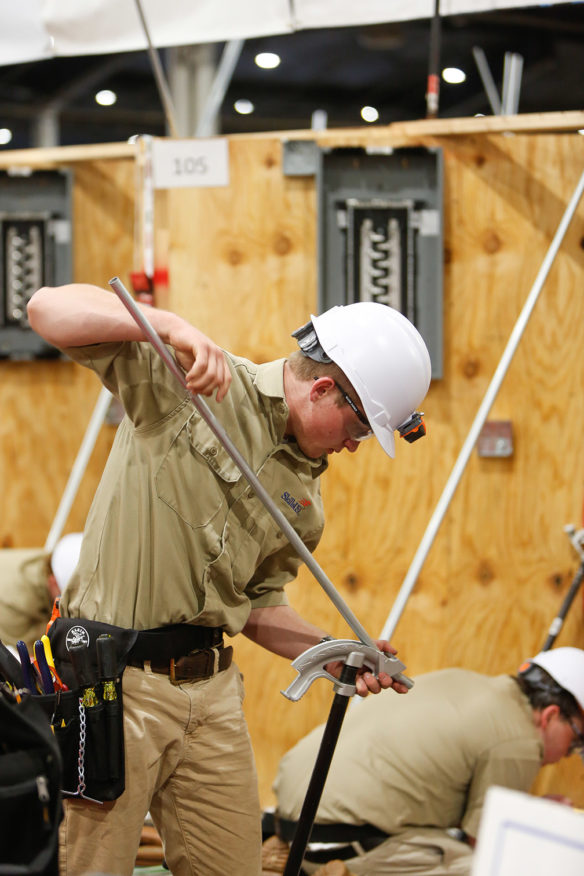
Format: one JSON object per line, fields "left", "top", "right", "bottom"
{"left": 206, "top": 446, "right": 217, "bottom": 457}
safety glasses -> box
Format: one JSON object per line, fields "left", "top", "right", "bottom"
{"left": 567, "top": 717, "right": 584, "bottom": 757}
{"left": 334, "top": 382, "right": 373, "bottom": 441}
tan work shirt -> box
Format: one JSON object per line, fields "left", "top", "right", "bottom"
{"left": 0, "top": 549, "right": 52, "bottom": 652}
{"left": 274, "top": 669, "right": 542, "bottom": 840}
{"left": 61, "top": 341, "right": 327, "bottom": 633}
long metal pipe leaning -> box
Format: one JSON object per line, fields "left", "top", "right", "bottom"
{"left": 109, "top": 277, "right": 405, "bottom": 674}
{"left": 133, "top": 0, "right": 180, "bottom": 138}
{"left": 44, "top": 385, "right": 113, "bottom": 553}
{"left": 379, "top": 167, "right": 584, "bottom": 642}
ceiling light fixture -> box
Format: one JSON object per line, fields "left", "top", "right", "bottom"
{"left": 95, "top": 89, "right": 117, "bottom": 106}
{"left": 255, "top": 52, "right": 281, "bottom": 69}
{"left": 361, "top": 105, "right": 379, "bottom": 123}
{"left": 442, "top": 67, "right": 466, "bottom": 84}
{"left": 234, "top": 99, "right": 254, "bottom": 115}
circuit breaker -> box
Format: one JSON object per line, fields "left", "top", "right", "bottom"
{"left": 320, "top": 147, "right": 443, "bottom": 378}
{"left": 283, "top": 142, "right": 443, "bottom": 378}
{"left": 345, "top": 198, "right": 416, "bottom": 313}
{"left": 0, "top": 169, "right": 73, "bottom": 359}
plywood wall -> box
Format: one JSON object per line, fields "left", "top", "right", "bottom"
{"left": 1, "top": 120, "right": 583, "bottom": 809}
{"left": 164, "top": 128, "right": 584, "bottom": 806}
{"left": 0, "top": 156, "right": 135, "bottom": 546}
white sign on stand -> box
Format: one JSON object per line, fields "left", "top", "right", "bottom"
{"left": 151, "top": 139, "right": 229, "bottom": 190}
{"left": 472, "top": 786, "right": 584, "bottom": 876}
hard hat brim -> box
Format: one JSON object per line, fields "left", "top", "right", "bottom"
{"left": 371, "top": 422, "right": 396, "bottom": 458}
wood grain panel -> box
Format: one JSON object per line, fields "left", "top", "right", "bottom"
{"left": 0, "top": 158, "right": 134, "bottom": 547}
{"left": 2, "top": 127, "right": 583, "bottom": 811}
{"left": 167, "top": 138, "right": 316, "bottom": 357}
{"left": 212, "top": 132, "right": 584, "bottom": 807}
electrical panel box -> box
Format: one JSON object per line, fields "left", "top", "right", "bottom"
{"left": 0, "top": 169, "right": 73, "bottom": 359}
{"left": 316, "top": 146, "right": 443, "bottom": 378}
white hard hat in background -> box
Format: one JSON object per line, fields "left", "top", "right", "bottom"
{"left": 51, "top": 533, "right": 83, "bottom": 593}
{"left": 528, "top": 647, "right": 584, "bottom": 712}
{"left": 295, "top": 303, "right": 432, "bottom": 458}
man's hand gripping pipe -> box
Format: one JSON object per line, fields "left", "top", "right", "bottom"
{"left": 109, "top": 277, "right": 412, "bottom": 693}
{"left": 282, "top": 639, "right": 407, "bottom": 700}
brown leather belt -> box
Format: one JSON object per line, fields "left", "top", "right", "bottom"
{"left": 128, "top": 644, "right": 233, "bottom": 684}
{"left": 129, "top": 623, "right": 223, "bottom": 663}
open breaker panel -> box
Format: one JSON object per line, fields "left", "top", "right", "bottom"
{"left": 284, "top": 143, "right": 443, "bottom": 379}
{"left": 0, "top": 169, "right": 72, "bottom": 359}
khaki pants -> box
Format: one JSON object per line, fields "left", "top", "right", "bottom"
{"left": 303, "top": 828, "right": 472, "bottom": 876}
{"left": 59, "top": 662, "right": 262, "bottom": 876}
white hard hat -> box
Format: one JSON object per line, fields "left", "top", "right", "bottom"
{"left": 528, "top": 647, "right": 584, "bottom": 713}
{"left": 51, "top": 533, "right": 83, "bottom": 593}
{"left": 294, "top": 303, "right": 431, "bottom": 458}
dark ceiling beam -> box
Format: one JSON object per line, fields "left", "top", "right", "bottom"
{"left": 472, "top": 10, "right": 584, "bottom": 37}
{"left": 40, "top": 54, "right": 137, "bottom": 112}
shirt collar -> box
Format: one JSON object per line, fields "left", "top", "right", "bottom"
{"left": 254, "top": 358, "right": 328, "bottom": 475}
{"left": 254, "top": 358, "right": 287, "bottom": 399}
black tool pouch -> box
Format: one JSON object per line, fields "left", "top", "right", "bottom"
{"left": 43, "top": 618, "right": 138, "bottom": 803}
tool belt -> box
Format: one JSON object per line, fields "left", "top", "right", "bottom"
{"left": 42, "top": 617, "right": 230, "bottom": 803}
{"left": 264, "top": 811, "right": 390, "bottom": 863}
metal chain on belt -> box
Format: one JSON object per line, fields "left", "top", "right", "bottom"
{"left": 61, "top": 697, "right": 103, "bottom": 804}
{"left": 76, "top": 697, "right": 87, "bottom": 797}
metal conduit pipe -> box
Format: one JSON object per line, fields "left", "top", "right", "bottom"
{"left": 379, "top": 168, "right": 584, "bottom": 642}
{"left": 44, "top": 386, "right": 113, "bottom": 553}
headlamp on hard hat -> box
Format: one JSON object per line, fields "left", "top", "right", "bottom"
{"left": 292, "top": 320, "right": 332, "bottom": 364}
{"left": 397, "top": 411, "right": 426, "bottom": 443}
{"left": 518, "top": 662, "right": 565, "bottom": 696}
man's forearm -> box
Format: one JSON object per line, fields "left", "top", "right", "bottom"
{"left": 27, "top": 284, "right": 178, "bottom": 348}
{"left": 27, "top": 284, "right": 232, "bottom": 400}
{"left": 241, "top": 605, "right": 328, "bottom": 660}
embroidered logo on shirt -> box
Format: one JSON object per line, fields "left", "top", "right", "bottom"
{"left": 281, "top": 491, "right": 312, "bottom": 515}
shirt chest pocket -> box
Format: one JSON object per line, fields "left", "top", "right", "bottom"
{"left": 155, "top": 415, "right": 243, "bottom": 531}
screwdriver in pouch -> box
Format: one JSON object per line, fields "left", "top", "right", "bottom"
{"left": 16, "top": 640, "right": 42, "bottom": 694}
{"left": 34, "top": 639, "right": 55, "bottom": 694}
{"left": 69, "top": 642, "right": 107, "bottom": 778}
{"left": 97, "top": 634, "right": 121, "bottom": 780}
{"left": 41, "top": 634, "right": 68, "bottom": 691}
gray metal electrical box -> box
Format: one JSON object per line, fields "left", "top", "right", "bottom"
{"left": 0, "top": 168, "right": 73, "bottom": 359}
{"left": 311, "top": 145, "right": 443, "bottom": 379}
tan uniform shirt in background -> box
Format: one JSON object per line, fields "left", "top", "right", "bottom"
{"left": 0, "top": 548, "right": 51, "bottom": 651}
{"left": 61, "top": 341, "right": 327, "bottom": 633}
{"left": 274, "top": 669, "right": 542, "bottom": 840}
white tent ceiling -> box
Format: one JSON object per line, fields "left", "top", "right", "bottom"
{"left": 0, "top": 0, "right": 573, "bottom": 66}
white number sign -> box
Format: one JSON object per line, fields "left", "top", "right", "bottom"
{"left": 152, "top": 139, "right": 229, "bottom": 190}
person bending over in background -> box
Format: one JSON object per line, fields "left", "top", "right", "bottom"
{"left": 27, "top": 283, "right": 431, "bottom": 876}
{"left": 271, "top": 647, "right": 584, "bottom": 876}
{"left": 0, "top": 532, "right": 82, "bottom": 653}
